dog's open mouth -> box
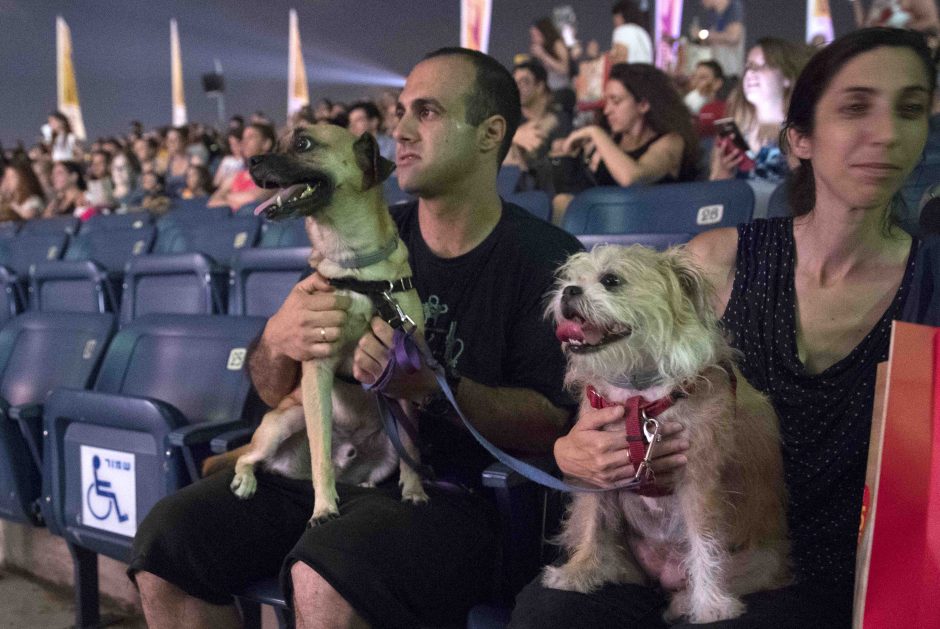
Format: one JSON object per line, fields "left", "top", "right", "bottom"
{"left": 254, "top": 178, "right": 333, "bottom": 220}
{"left": 556, "top": 317, "right": 632, "bottom": 354}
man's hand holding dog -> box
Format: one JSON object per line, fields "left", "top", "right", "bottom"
{"left": 554, "top": 403, "right": 689, "bottom": 489}
{"left": 353, "top": 317, "right": 439, "bottom": 403}
{"left": 265, "top": 272, "right": 352, "bottom": 363}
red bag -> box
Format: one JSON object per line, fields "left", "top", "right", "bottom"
{"left": 854, "top": 321, "right": 940, "bottom": 628}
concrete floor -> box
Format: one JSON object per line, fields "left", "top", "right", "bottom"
{"left": 0, "top": 568, "right": 146, "bottom": 629}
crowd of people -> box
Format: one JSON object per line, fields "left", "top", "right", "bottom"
{"left": 1, "top": 2, "right": 940, "bottom": 629}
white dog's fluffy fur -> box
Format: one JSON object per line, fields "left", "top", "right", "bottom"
{"left": 543, "top": 245, "right": 789, "bottom": 624}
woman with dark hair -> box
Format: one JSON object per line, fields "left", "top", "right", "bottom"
{"left": 0, "top": 161, "right": 46, "bottom": 220}
{"left": 553, "top": 63, "right": 699, "bottom": 221}
{"left": 164, "top": 126, "right": 191, "bottom": 198}
{"left": 45, "top": 111, "right": 81, "bottom": 162}
{"left": 43, "top": 160, "right": 87, "bottom": 217}
{"left": 530, "top": 17, "right": 572, "bottom": 92}
{"left": 711, "top": 37, "right": 812, "bottom": 182}
{"left": 510, "top": 28, "right": 939, "bottom": 629}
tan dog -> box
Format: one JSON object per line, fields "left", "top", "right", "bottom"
{"left": 229, "top": 124, "right": 428, "bottom": 525}
{"left": 544, "top": 245, "right": 789, "bottom": 624}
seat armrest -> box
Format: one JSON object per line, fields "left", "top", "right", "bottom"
{"left": 210, "top": 427, "right": 254, "bottom": 453}
{"left": 168, "top": 420, "right": 252, "bottom": 447}
{"left": 8, "top": 402, "right": 44, "bottom": 422}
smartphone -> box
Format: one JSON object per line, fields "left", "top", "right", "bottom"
{"left": 714, "top": 117, "right": 755, "bottom": 172}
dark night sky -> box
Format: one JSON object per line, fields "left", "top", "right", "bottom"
{"left": 0, "top": 1, "right": 856, "bottom": 146}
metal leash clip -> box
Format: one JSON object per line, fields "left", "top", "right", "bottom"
{"left": 633, "top": 413, "right": 661, "bottom": 483}
{"left": 381, "top": 290, "right": 417, "bottom": 334}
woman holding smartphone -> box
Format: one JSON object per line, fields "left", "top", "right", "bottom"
{"left": 710, "top": 37, "right": 811, "bottom": 182}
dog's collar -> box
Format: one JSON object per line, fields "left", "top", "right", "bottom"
{"left": 329, "top": 276, "right": 417, "bottom": 332}
{"left": 586, "top": 385, "right": 684, "bottom": 497}
{"left": 335, "top": 235, "right": 399, "bottom": 269}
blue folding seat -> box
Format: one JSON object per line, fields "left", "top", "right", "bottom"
{"left": 0, "top": 311, "right": 115, "bottom": 526}
{"left": 29, "top": 260, "right": 116, "bottom": 313}
{"left": 259, "top": 217, "right": 309, "bottom": 248}
{"left": 383, "top": 176, "right": 413, "bottom": 206}
{"left": 0, "top": 221, "right": 21, "bottom": 239}
{"left": 562, "top": 181, "right": 755, "bottom": 236}
{"left": 506, "top": 190, "right": 551, "bottom": 222}
{"left": 80, "top": 212, "right": 153, "bottom": 233}
{"left": 497, "top": 165, "right": 522, "bottom": 196}
{"left": 64, "top": 225, "right": 157, "bottom": 274}
{"left": 119, "top": 253, "right": 227, "bottom": 325}
{"left": 40, "top": 313, "right": 266, "bottom": 627}
{"left": 18, "top": 215, "right": 80, "bottom": 237}
{"left": 577, "top": 233, "right": 693, "bottom": 251}
{"left": 766, "top": 180, "right": 791, "bottom": 218}
{"left": 0, "top": 233, "right": 70, "bottom": 322}
{"left": 156, "top": 205, "right": 231, "bottom": 232}
{"left": 228, "top": 247, "right": 310, "bottom": 317}
{"left": 156, "top": 216, "right": 261, "bottom": 263}
{"left": 168, "top": 196, "right": 210, "bottom": 213}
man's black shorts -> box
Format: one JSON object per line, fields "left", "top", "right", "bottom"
{"left": 129, "top": 469, "right": 499, "bottom": 628}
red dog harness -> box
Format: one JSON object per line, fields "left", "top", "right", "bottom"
{"left": 586, "top": 385, "right": 684, "bottom": 497}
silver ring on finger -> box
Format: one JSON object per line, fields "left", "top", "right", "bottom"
{"left": 319, "top": 327, "right": 327, "bottom": 341}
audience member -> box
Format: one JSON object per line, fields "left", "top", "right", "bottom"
{"left": 684, "top": 59, "right": 725, "bottom": 115}
{"left": 111, "top": 149, "right": 144, "bottom": 210}
{"left": 510, "top": 26, "right": 939, "bottom": 629}
{"left": 853, "top": 0, "right": 940, "bottom": 32}
{"left": 710, "top": 37, "right": 811, "bottom": 183}
{"left": 133, "top": 137, "right": 159, "bottom": 175}
{"left": 213, "top": 130, "right": 244, "bottom": 189}
{"left": 313, "top": 98, "right": 333, "bottom": 123}
{"left": 85, "top": 149, "right": 115, "bottom": 208}
{"left": 163, "top": 126, "right": 190, "bottom": 198}
{"left": 377, "top": 89, "right": 401, "bottom": 134}
{"left": 504, "top": 60, "right": 572, "bottom": 192}
{"left": 139, "top": 171, "right": 171, "bottom": 215}
{"left": 207, "top": 123, "right": 276, "bottom": 211}
{"left": 43, "top": 160, "right": 87, "bottom": 217}
{"left": 530, "top": 17, "right": 572, "bottom": 92}
{"left": 347, "top": 100, "right": 395, "bottom": 160}
{"left": 0, "top": 161, "right": 45, "bottom": 221}
{"left": 697, "top": 0, "right": 746, "bottom": 78}
{"left": 553, "top": 63, "right": 699, "bottom": 222}
{"left": 43, "top": 111, "right": 82, "bottom": 162}
{"left": 181, "top": 165, "right": 213, "bottom": 200}
{"left": 610, "top": 0, "right": 653, "bottom": 64}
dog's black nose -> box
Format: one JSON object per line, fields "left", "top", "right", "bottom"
{"left": 562, "top": 285, "right": 582, "bottom": 300}
{"left": 248, "top": 155, "right": 265, "bottom": 168}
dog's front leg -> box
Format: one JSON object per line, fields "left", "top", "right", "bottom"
{"left": 231, "top": 404, "right": 306, "bottom": 499}
{"left": 542, "top": 492, "right": 644, "bottom": 593}
{"left": 303, "top": 360, "right": 340, "bottom": 525}
{"left": 396, "top": 400, "right": 429, "bottom": 504}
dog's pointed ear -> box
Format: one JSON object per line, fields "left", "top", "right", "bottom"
{"left": 353, "top": 132, "right": 396, "bottom": 190}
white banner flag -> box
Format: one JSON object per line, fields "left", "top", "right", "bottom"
{"left": 170, "top": 19, "right": 187, "bottom": 126}
{"left": 460, "top": 0, "right": 492, "bottom": 53}
{"left": 56, "top": 15, "right": 86, "bottom": 141}
{"left": 288, "top": 9, "right": 310, "bottom": 118}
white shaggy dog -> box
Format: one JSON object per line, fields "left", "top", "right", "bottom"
{"left": 543, "top": 245, "right": 789, "bottom": 624}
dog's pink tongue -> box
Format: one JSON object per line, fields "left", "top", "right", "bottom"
{"left": 254, "top": 184, "right": 307, "bottom": 215}
{"left": 556, "top": 320, "right": 585, "bottom": 343}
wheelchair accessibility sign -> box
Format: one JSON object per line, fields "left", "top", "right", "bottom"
{"left": 80, "top": 445, "right": 136, "bottom": 537}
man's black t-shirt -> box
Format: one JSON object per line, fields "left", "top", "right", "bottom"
{"left": 391, "top": 200, "right": 583, "bottom": 486}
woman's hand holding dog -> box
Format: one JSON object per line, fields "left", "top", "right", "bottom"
{"left": 265, "top": 272, "right": 352, "bottom": 362}
{"left": 554, "top": 404, "right": 690, "bottom": 489}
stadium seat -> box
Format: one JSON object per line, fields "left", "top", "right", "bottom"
{"left": 156, "top": 205, "right": 231, "bottom": 232}
{"left": 80, "top": 212, "right": 153, "bottom": 233}
{"left": 0, "top": 222, "right": 21, "bottom": 239}
{"left": 228, "top": 247, "right": 310, "bottom": 317}
{"left": 562, "top": 181, "right": 755, "bottom": 235}
{"left": 577, "top": 233, "right": 693, "bottom": 251}
{"left": 0, "top": 267, "right": 23, "bottom": 325}
{"left": 497, "top": 165, "right": 522, "bottom": 196}
{"left": 18, "top": 215, "right": 80, "bottom": 237}
{"left": 258, "top": 217, "right": 309, "bottom": 248}
{"left": 169, "top": 196, "right": 210, "bottom": 212}
{"left": 0, "top": 232, "right": 69, "bottom": 275}
{"left": 29, "top": 260, "right": 117, "bottom": 313}
{"left": 900, "top": 116, "right": 940, "bottom": 235}
{"left": 383, "top": 176, "right": 413, "bottom": 206}
{"left": 119, "top": 253, "right": 227, "bottom": 325}
{"left": 39, "top": 313, "right": 266, "bottom": 628}
{"left": 507, "top": 190, "right": 551, "bottom": 222}
{"left": 64, "top": 225, "right": 157, "bottom": 274}
{"left": 0, "top": 311, "right": 115, "bottom": 527}
{"left": 766, "top": 180, "right": 791, "bottom": 218}
{"left": 156, "top": 216, "right": 261, "bottom": 263}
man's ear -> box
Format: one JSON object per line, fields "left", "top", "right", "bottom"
{"left": 353, "top": 132, "right": 396, "bottom": 190}
{"left": 786, "top": 125, "right": 812, "bottom": 161}
{"left": 477, "top": 115, "right": 507, "bottom": 155}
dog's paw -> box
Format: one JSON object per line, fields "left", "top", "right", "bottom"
{"left": 663, "top": 590, "right": 690, "bottom": 624}
{"left": 401, "top": 485, "right": 430, "bottom": 505}
{"left": 307, "top": 509, "right": 340, "bottom": 528}
{"left": 687, "top": 594, "right": 745, "bottom": 624}
{"left": 230, "top": 470, "right": 257, "bottom": 499}
{"left": 540, "top": 565, "right": 599, "bottom": 594}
